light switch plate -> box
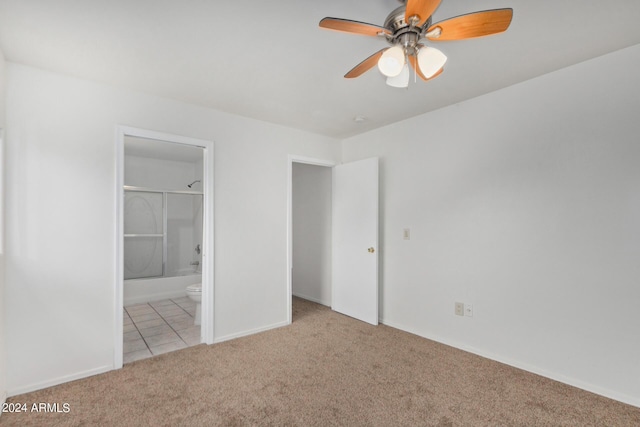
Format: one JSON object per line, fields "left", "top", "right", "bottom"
{"left": 455, "top": 302, "right": 464, "bottom": 316}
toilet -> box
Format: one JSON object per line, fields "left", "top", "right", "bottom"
{"left": 185, "top": 283, "right": 202, "bottom": 325}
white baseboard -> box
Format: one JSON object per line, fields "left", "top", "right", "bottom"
{"left": 7, "top": 365, "right": 112, "bottom": 398}
{"left": 380, "top": 318, "right": 640, "bottom": 409}
{"left": 292, "top": 292, "right": 330, "bottom": 307}
{"left": 213, "top": 320, "right": 289, "bottom": 344}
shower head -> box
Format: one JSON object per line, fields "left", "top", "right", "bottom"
{"left": 187, "top": 180, "right": 201, "bottom": 188}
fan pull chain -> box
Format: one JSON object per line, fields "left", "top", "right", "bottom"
{"left": 404, "top": 48, "right": 417, "bottom": 90}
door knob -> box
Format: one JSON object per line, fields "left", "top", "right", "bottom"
{"left": 368, "top": 247, "right": 375, "bottom": 253}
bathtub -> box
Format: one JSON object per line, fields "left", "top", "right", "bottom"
{"left": 124, "top": 273, "right": 202, "bottom": 305}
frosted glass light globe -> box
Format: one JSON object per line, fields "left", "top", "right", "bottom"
{"left": 417, "top": 46, "right": 447, "bottom": 78}
{"left": 378, "top": 45, "right": 405, "bottom": 77}
{"left": 386, "top": 64, "right": 410, "bottom": 88}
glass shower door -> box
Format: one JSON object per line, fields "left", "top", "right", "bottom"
{"left": 123, "top": 191, "right": 164, "bottom": 279}
{"left": 165, "top": 193, "right": 203, "bottom": 277}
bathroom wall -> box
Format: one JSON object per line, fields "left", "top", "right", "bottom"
{"left": 292, "top": 163, "right": 332, "bottom": 306}
{"left": 342, "top": 44, "right": 640, "bottom": 406}
{"left": 4, "top": 62, "right": 340, "bottom": 395}
{"left": 124, "top": 153, "right": 199, "bottom": 191}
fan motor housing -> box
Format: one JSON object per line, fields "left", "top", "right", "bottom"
{"left": 383, "top": 6, "right": 432, "bottom": 47}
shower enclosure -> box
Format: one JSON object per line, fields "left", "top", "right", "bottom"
{"left": 123, "top": 186, "right": 203, "bottom": 304}
{"left": 124, "top": 188, "right": 203, "bottom": 279}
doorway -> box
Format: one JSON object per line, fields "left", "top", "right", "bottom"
{"left": 287, "top": 156, "right": 335, "bottom": 323}
{"left": 291, "top": 162, "right": 333, "bottom": 311}
{"left": 287, "top": 156, "right": 379, "bottom": 325}
{"left": 115, "top": 126, "right": 214, "bottom": 368}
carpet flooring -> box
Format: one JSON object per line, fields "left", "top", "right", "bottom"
{"left": 2, "top": 297, "right": 639, "bottom": 426}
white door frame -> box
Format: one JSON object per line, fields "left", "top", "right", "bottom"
{"left": 286, "top": 155, "right": 336, "bottom": 324}
{"left": 114, "top": 125, "right": 215, "bottom": 368}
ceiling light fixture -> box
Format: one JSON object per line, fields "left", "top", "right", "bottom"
{"left": 319, "top": 0, "right": 513, "bottom": 88}
{"left": 379, "top": 41, "right": 445, "bottom": 87}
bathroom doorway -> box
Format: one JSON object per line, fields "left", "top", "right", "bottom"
{"left": 115, "top": 126, "right": 214, "bottom": 368}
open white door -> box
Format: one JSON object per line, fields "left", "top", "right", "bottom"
{"left": 332, "top": 157, "right": 379, "bottom": 325}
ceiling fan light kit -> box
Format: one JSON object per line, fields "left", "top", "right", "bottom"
{"left": 319, "top": 0, "right": 513, "bottom": 89}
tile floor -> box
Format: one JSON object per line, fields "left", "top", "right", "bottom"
{"left": 123, "top": 296, "right": 201, "bottom": 364}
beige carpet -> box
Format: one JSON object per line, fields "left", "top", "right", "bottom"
{"left": 2, "top": 297, "right": 639, "bottom": 426}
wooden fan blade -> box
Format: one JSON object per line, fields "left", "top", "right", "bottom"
{"left": 427, "top": 66, "right": 444, "bottom": 80}
{"left": 405, "top": 0, "right": 442, "bottom": 27}
{"left": 344, "top": 49, "right": 388, "bottom": 78}
{"left": 427, "top": 9, "right": 513, "bottom": 41}
{"left": 408, "top": 55, "right": 443, "bottom": 81}
{"left": 319, "top": 17, "right": 391, "bottom": 37}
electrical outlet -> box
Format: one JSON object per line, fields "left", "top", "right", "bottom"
{"left": 455, "top": 302, "right": 464, "bottom": 316}
{"left": 403, "top": 228, "right": 410, "bottom": 240}
{"left": 464, "top": 303, "right": 473, "bottom": 317}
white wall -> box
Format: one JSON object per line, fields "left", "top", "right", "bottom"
{"left": 342, "top": 44, "right": 640, "bottom": 406}
{"left": 4, "top": 63, "right": 340, "bottom": 395}
{"left": 292, "top": 163, "right": 332, "bottom": 306}
{"left": 0, "top": 47, "right": 6, "bottom": 406}
{"left": 124, "top": 153, "right": 198, "bottom": 191}
{"left": 0, "top": 47, "right": 4, "bottom": 126}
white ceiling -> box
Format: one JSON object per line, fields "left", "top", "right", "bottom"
{"left": 1, "top": 0, "right": 640, "bottom": 139}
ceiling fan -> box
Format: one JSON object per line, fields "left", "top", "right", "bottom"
{"left": 319, "top": 0, "right": 513, "bottom": 88}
